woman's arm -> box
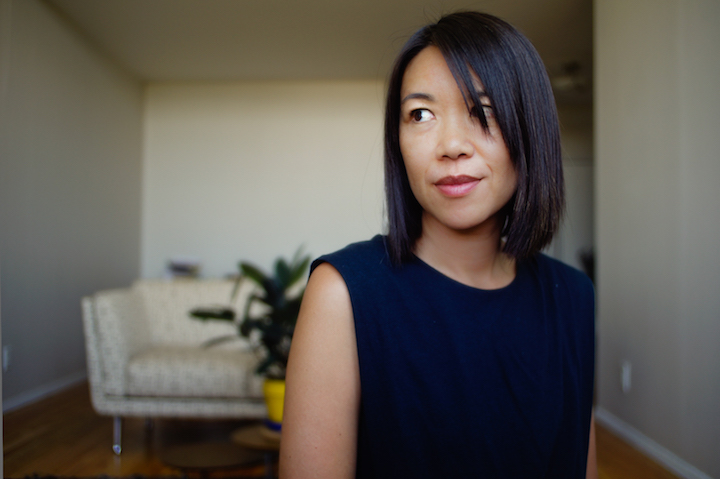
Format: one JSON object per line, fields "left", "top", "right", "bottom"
{"left": 586, "top": 412, "right": 598, "bottom": 479}
{"left": 279, "top": 262, "right": 361, "bottom": 479}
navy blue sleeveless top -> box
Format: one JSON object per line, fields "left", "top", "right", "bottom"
{"left": 312, "top": 235, "right": 595, "bottom": 478}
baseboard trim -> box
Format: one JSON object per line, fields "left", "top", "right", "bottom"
{"left": 595, "top": 407, "right": 712, "bottom": 479}
{"left": 3, "top": 371, "right": 87, "bottom": 413}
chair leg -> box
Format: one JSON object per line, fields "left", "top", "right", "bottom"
{"left": 113, "top": 416, "right": 122, "bottom": 455}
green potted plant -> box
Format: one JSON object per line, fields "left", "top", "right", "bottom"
{"left": 191, "top": 247, "right": 310, "bottom": 428}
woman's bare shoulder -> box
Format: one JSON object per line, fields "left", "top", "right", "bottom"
{"left": 279, "top": 262, "right": 360, "bottom": 479}
{"left": 297, "top": 262, "right": 354, "bottom": 331}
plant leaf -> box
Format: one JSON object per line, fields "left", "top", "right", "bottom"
{"left": 240, "top": 262, "right": 267, "bottom": 288}
{"left": 275, "top": 258, "right": 291, "bottom": 290}
{"left": 202, "top": 335, "right": 240, "bottom": 348}
{"left": 261, "top": 278, "right": 282, "bottom": 307}
{"left": 190, "top": 307, "right": 236, "bottom": 321}
{"left": 291, "top": 245, "right": 305, "bottom": 266}
{"left": 288, "top": 256, "right": 311, "bottom": 287}
{"left": 229, "top": 274, "right": 244, "bottom": 304}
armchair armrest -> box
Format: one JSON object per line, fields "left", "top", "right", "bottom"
{"left": 82, "top": 288, "right": 150, "bottom": 397}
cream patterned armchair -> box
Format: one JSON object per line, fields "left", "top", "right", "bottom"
{"left": 81, "top": 279, "right": 266, "bottom": 454}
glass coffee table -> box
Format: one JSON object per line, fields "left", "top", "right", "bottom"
{"left": 160, "top": 441, "right": 265, "bottom": 478}
{"left": 232, "top": 423, "right": 281, "bottom": 479}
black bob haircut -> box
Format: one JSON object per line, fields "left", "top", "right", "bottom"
{"left": 384, "top": 11, "right": 564, "bottom": 264}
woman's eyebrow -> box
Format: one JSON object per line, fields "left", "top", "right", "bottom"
{"left": 401, "top": 92, "right": 435, "bottom": 105}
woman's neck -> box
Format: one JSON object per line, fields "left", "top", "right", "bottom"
{"left": 413, "top": 214, "right": 516, "bottom": 290}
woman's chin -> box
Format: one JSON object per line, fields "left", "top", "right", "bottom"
{"left": 423, "top": 212, "right": 502, "bottom": 236}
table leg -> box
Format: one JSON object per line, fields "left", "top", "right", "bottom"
{"left": 113, "top": 416, "right": 122, "bottom": 455}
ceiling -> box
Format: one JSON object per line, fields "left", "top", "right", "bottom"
{"left": 45, "top": 0, "right": 592, "bottom": 103}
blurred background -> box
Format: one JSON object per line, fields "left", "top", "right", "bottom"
{"left": 0, "top": 0, "right": 717, "bottom": 477}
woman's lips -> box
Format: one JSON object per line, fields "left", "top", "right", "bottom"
{"left": 434, "top": 175, "right": 481, "bottom": 197}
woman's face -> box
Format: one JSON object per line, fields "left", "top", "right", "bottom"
{"left": 399, "top": 46, "right": 517, "bottom": 235}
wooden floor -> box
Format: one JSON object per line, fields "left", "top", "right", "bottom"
{"left": 4, "top": 382, "right": 680, "bottom": 478}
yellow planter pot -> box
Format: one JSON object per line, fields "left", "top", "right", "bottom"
{"left": 263, "top": 378, "right": 286, "bottom": 428}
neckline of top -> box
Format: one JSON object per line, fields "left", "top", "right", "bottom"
{"left": 410, "top": 253, "right": 523, "bottom": 293}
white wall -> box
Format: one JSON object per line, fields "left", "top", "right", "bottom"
{"left": 552, "top": 104, "right": 594, "bottom": 272}
{"left": 0, "top": 0, "right": 143, "bottom": 407}
{"left": 142, "top": 81, "right": 386, "bottom": 278}
{"left": 596, "top": 1, "right": 720, "bottom": 476}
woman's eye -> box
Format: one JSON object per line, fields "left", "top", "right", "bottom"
{"left": 410, "top": 109, "right": 433, "bottom": 123}
{"left": 471, "top": 105, "right": 495, "bottom": 120}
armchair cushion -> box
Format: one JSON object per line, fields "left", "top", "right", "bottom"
{"left": 126, "top": 345, "right": 263, "bottom": 398}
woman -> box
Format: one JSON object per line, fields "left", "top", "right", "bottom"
{"left": 280, "top": 11, "right": 596, "bottom": 479}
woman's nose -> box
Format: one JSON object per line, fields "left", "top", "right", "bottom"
{"left": 436, "top": 115, "right": 475, "bottom": 160}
